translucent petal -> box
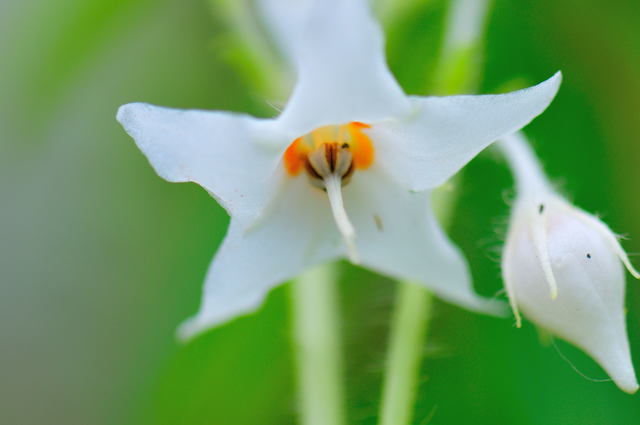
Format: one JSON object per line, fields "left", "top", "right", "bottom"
{"left": 117, "top": 103, "right": 286, "bottom": 218}
{"left": 344, "top": 166, "right": 505, "bottom": 315}
{"left": 276, "top": 0, "right": 410, "bottom": 136}
{"left": 255, "top": 0, "right": 313, "bottom": 64}
{"left": 369, "top": 72, "right": 562, "bottom": 191}
{"left": 178, "top": 174, "right": 340, "bottom": 339}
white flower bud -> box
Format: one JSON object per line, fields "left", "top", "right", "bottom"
{"left": 499, "top": 132, "right": 640, "bottom": 393}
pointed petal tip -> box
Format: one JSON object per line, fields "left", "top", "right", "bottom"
{"left": 484, "top": 299, "right": 510, "bottom": 317}
{"left": 115, "top": 102, "right": 134, "bottom": 123}
{"left": 116, "top": 102, "right": 148, "bottom": 127}
{"left": 175, "top": 294, "right": 270, "bottom": 343}
{"left": 513, "top": 71, "right": 562, "bottom": 111}
{"left": 613, "top": 371, "right": 639, "bottom": 394}
{"left": 175, "top": 318, "right": 203, "bottom": 343}
{"left": 115, "top": 106, "right": 127, "bottom": 126}
{"left": 175, "top": 315, "right": 230, "bottom": 343}
{"left": 533, "top": 70, "right": 562, "bottom": 102}
{"left": 461, "top": 296, "right": 509, "bottom": 318}
{"left": 621, "top": 382, "right": 639, "bottom": 395}
{"left": 611, "top": 362, "right": 639, "bottom": 394}
{"left": 550, "top": 71, "right": 562, "bottom": 93}
{"left": 545, "top": 70, "right": 562, "bottom": 88}
{"left": 596, "top": 340, "right": 639, "bottom": 394}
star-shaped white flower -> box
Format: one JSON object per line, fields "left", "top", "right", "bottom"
{"left": 117, "top": 0, "right": 561, "bottom": 339}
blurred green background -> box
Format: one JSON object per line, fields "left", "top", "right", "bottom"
{"left": 2, "top": 0, "right": 639, "bottom": 424}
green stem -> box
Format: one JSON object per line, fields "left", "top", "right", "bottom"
{"left": 432, "top": 0, "right": 492, "bottom": 94}
{"left": 291, "top": 264, "right": 346, "bottom": 425}
{"left": 379, "top": 282, "right": 433, "bottom": 425}
{"left": 377, "top": 185, "right": 456, "bottom": 425}
{"left": 373, "top": 0, "right": 425, "bottom": 29}
{"left": 210, "top": 0, "right": 288, "bottom": 99}
{"left": 378, "top": 1, "right": 492, "bottom": 424}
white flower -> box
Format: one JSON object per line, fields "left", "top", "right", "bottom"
{"left": 117, "top": 0, "right": 561, "bottom": 339}
{"left": 500, "top": 132, "right": 640, "bottom": 393}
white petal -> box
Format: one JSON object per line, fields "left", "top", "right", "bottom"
{"left": 117, "top": 103, "right": 287, "bottom": 218}
{"left": 276, "top": 0, "right": 410, "bottom": 136}
{"left": 569, "top": 205, "right": 640, "bottom": 279}
{"left": 178, "top": 174, "right": 341, "bottom": 339}
{"left": 344, "top": 166, "right": 505, "bottom": 315}
{"left": 504, "top": 200, "right": 638, "bottom": 393}
{"left": 369, "top": 72, "right": 562, "bottom": 191}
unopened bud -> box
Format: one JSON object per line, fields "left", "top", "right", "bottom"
{"left": 499, "top": 132, "right": 639, "bottom": 393}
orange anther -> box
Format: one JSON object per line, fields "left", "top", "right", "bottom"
{"left": 283, "top": 138, "right": 308, "bottom": 176}
{"left": 283, "top": 122, "right": 375, "bottom": 177}
{"left": 348, "top": 123, "right": 374, "bottom": 169}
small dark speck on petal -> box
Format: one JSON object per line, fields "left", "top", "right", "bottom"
{"left": 586, "top": 253, "right": 592, "bottom": 259}
{"left": 538, "top": 204, "right": 545, "bottom": 214}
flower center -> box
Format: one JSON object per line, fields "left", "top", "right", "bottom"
{"left": 304, "top": 142, "right": 355, "bottom": 188}
{"left": 282, "top": 122, "right": 375, "bottom": 263}
{"left": 283, "top": 122, "right": 374, "bottom": 184}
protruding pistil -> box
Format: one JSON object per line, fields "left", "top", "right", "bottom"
{"left": 283, "top": 123, "right": 374, "bottom": 263}
{"left": 324, "top": 174, "right": 360, "bottom": 263}
{"left": 306, "top": 142, "right": 359, "bottom": 262}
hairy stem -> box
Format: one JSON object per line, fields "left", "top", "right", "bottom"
{"left": 379, "top": 282, "right": 433, "bottom": 425}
